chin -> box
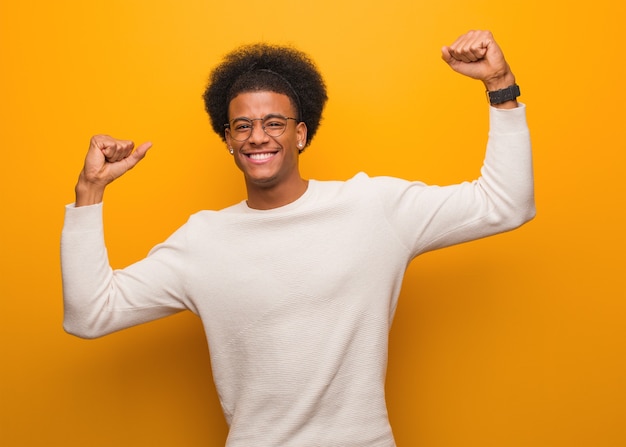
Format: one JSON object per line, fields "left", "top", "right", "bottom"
{"left": 245, "top": 173, "right": 281, "bottom": 189}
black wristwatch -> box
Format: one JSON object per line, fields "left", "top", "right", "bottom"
{"left": 487, "top": 84, "right": 520, "bottom": 105}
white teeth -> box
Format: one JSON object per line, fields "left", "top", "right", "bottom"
{"left": 248, "top": 153, "right": 274, "bottom": 160}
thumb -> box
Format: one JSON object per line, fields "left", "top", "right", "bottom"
{"left": 134, "top": 141, "right": 153, "bottom": 159}
{"left": 121, "top": 141, "right": 152, "bottom": 172}
{"left": 125, "top": 141, "right": 152, "bottom": 170}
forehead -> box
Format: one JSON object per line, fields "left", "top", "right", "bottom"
{"left": 228, "top": 91, "right": 295, "bottom": 119}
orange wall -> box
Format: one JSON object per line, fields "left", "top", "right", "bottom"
{"left": 1, "top": 1, "right": 625, "bottom": 446}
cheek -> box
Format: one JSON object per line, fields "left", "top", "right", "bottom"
{"left": 233, "top": 153, "right": 245, "bottom": 171}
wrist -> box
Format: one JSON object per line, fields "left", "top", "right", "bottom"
{"left": 487, "top": 84, "right": 520, "bottom": 109}
{"left": 483, "top": 70, "right": 516, "bottom": 92}
{"left": 75, "top": 175, "right": 105, "bottom": 207}
{"left": 484, "top": 71, "right": 518, "bottom": 109}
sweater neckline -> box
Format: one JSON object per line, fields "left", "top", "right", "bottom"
{"left": 239, "top": 180, "right": 317, "bottom": 214}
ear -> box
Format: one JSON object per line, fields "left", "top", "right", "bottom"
{"left": 296, "top": 122, "right": 308, "bottom": 151}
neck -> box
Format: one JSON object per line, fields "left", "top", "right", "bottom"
{"left": 245, "top": 177, "right": 309, "bottom": 210}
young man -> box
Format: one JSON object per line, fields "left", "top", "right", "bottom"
{"left": 62, "top": 30, "right": 535, "bottom": 446}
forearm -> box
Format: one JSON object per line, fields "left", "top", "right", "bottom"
{"left": 61, "top": 203, "right": 114, "bottom": 337}
{"left": 478, "top": 104, "right": 535, "bottom": 226}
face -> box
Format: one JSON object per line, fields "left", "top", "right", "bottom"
{"left": 226, "top": 91, "right": 307, "bottom": 192}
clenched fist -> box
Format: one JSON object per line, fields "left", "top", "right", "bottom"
{"left": 442, "top": 30, "right": 517, "bottom": 105}
{"left": 75, "top": 135, "right": 152, "bottom": 206}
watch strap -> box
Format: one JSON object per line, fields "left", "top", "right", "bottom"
{"left": 487, "top": 84, "right": 520, "bottom": 105}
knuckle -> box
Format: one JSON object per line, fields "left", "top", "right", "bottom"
{"left": 90, "top": 134, "right": 113, "bottom": 148}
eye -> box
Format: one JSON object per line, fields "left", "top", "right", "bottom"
{"left": 264, "top": 117, "right": 286, "bottom": 129}
{"left": 233, "top": 121, "right": 252, "bottom": 131}
{"left": 265, "top": 121, "right": 285, "bottom": 129}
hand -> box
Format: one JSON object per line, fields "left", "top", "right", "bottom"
{"left": 75, "top": 135, "right": 152, "bottom": 206}
{"left": 441, "top": 30, "right": 516, "bottom": 93}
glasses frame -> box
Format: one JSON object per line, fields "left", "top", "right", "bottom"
{"left": 224, "top": 114, "right": 299, "bottom": 142}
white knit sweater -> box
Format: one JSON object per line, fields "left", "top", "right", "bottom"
{"left": 62, "top": 105, "right": 534, "bottom": 446}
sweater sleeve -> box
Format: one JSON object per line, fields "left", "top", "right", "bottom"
{"left": 376, "top": 104, "right": 535, "bottom": 257}
{"left": 61, "top": 203, "right": 190, "bottom": 339}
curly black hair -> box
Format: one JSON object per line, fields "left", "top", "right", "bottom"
{"left": 203, "top": 43, "right": 328, "bottom": 150}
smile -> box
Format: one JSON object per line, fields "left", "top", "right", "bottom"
{"left": 248, "top": 152, "right": 274, "bottom": 160}
{"left": 245, "top": 151, "right": 278, "bottom": 162}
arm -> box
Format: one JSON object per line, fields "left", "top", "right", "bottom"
{"left": 62, "top": 135, "right": 187, "bottom": 339}
{"left": 379, "top": 31, "right": 534, "bottom": 255}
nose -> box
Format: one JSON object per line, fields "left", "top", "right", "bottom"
{"left": 247, "top": 119, "right": 269, "bottom": 144}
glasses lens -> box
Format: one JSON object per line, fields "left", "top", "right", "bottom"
{"left": 230, "top": 118, "right": 253, "bottom": 142}
{"left": 262, "top": 116, "right": 288, "bottom": 137}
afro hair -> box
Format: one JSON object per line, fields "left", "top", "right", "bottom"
{"left": 203, "top": 43, "right": 328, "bottom": 149}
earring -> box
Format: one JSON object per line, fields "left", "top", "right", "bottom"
{"left": 228, "top": 147, "right": 234, "bottom": 155}
{"left": 298, "top": 142, "right": 304, "bottom": 149}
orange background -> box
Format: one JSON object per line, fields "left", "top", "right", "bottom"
{"left": 1, "top": 1, "right": 625, "bottom": 446}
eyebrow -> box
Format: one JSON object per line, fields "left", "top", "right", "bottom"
{"left": 230, "top": 113, "right": 287, "bottom": 122}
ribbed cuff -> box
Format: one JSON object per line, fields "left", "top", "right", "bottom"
{"left": 489, "top": 102, "right": 528, "bottom": 134}
{"left": 63, "top": 202, "right": 104, "bottom": 232}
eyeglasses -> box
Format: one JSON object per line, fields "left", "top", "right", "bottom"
{"left": 225, "top": 114, "right": 298, "bottom": 142}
